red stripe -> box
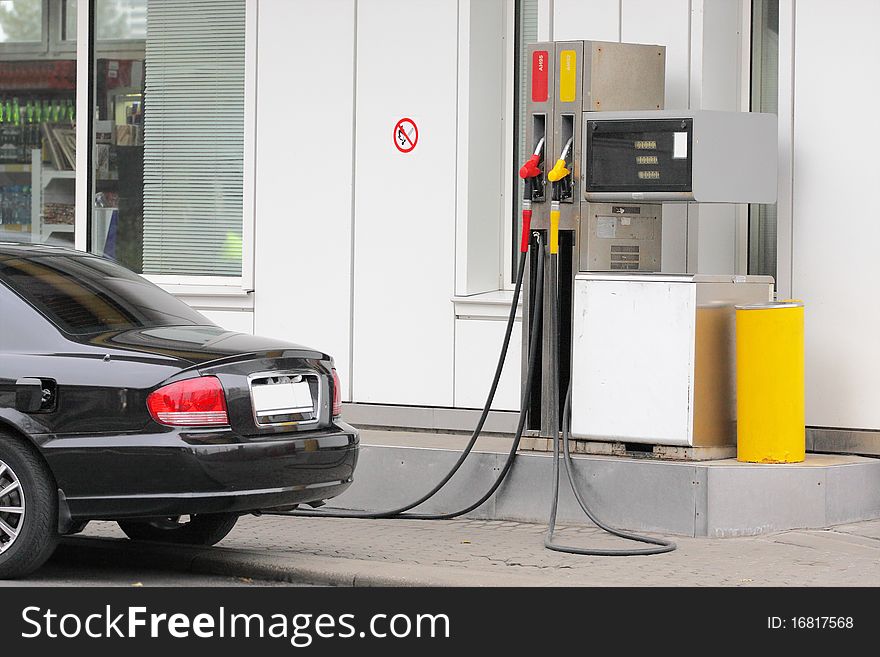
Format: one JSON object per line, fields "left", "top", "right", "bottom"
{"left": 531, "top": 51, "right": 548, "bottom": 102}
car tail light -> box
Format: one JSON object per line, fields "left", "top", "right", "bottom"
{"left": 147, "top": 376, "right": 229, "bottom": 427}
{"left": 331, "top": 368, "right": 342, "bottom": 417}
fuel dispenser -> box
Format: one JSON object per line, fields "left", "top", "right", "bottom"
{"left": 278, "top": 39, "right": 778, "bottom": 559}
{"left": 521, "top": 40, "right": 667, "bottom": 437}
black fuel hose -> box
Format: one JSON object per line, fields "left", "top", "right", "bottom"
{"left": 270, "top": 233, "right": 545, "bottom": 520}
{"left": 543, "top": 383, "right": 677, "bottom": 556}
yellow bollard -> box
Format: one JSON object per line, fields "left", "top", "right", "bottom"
{"left": 735, "top": 301, "right": 805, "bottom": 463}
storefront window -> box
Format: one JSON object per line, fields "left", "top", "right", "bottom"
{"left": 89, "top": 0, "right": 245, "bottom": 277}
{"left": 64, "top": 0, "right": 145, "bottom": 41}
{"left": 0, "top": 0, "right": 43, "bottom": 43}
{"left": 749, "top": 0, "right": 778, "bottom": 278}
{"left": 0, "top": 0, "right": 76, "bottom": 247}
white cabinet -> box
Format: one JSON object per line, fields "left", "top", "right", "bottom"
{"left": 570, "top": 273, "right": 772, "bottom": 446}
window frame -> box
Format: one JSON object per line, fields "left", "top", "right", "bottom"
{"left": 72, "top": 0, "right": 256, "bottom": 294}
{"left": 0, "top": 0, "right": 51, "bottom": 55}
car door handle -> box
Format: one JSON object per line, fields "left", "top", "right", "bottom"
{"left": 15, "top": 378, "right": 57, "bottom": 413}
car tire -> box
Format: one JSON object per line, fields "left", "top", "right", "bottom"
{"left": 118, "top": 513, "right": 239, "bottom": 546}
{"left": 0, "top": 432, "right": 58, "bottom": 579}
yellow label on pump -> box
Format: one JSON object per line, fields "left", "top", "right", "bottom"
{"left": 559, "top": 50, "right": 577, "bottom": 102}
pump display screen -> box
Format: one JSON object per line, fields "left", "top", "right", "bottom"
{"left": 585, "top": 119, "right": 693, "bottom": 193}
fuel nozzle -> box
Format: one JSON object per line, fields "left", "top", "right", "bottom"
{"left": 547, "top": 137, "right": 573, "bottom": 185}
{"left": 547, "top": 137, "right": 573, "bottom": 255}
{"left": 518, "top": 137, "right": 546, "bottom": 252}
{"left": 519, "top": 137, "right": 545, "bottom": 204}
{"left": 519, "top": 137, "right": 545, "bottom": 180}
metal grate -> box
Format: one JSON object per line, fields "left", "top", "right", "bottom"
{"left": 610, "top": 244, "right": 640, "bottom": 270}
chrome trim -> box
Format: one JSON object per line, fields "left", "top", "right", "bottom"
{"left": 736, "top": 301, "right": 804, "bottom": 310}
{"left": 72, "top": 478, "right": 348, "bottom": 501}
{"left": 246, "top": 370, "right": 322, "bottom": 428}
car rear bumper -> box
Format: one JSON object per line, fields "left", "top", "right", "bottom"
{"left": 39, "top": 421, "right": 359, "bottom": 522}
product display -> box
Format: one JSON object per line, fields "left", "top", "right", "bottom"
{"left": 41, "top": 203, "right": 75, "bottom": 225}
{"left": 0, "top": 97, "right": 75, "bottom": 159}
{"left": 0, "top": 185, "right": 31, "bottom": 225}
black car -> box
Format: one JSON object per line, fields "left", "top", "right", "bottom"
{"left": 0, "top": 243, "right": 358, "bottom": 578}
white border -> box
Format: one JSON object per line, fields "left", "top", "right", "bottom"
{"left": 776, "top": 0, "right": 794, "bottom": 299}
{"left": 735, "top": 0, "right": 751, "bottom": 276}
{"left": 241, "top": 0, "right": 258, "bottom": 292}
{"left": 74, "top": 0, "right": 89, "bottom": 252}
{"left": 501, "top": 0, "right": 515, "bottom": 289}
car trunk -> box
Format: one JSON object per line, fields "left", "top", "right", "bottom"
{"left": 105, "top": 326, "right": 336, "bottom": 437}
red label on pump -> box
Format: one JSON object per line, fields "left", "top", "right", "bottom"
{"left": 531, "top": 50, "right": 548, "bottom": 102}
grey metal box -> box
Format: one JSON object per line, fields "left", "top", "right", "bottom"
{"left": 550, "top": 40, "right": 584, "bottom": 231}
{"left": 523, "top": 42, "right": 554, "bottom": 227}
{"left": 582, "top": 41, "right": 666, "bottom": 112}
{"left": 582, "top": 110, "right": 778, "bottom": 203}
{"left": 578, "top": 202, "right": 662, "bottom": 272}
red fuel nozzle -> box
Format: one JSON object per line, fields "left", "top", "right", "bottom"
{"left": 519, "top": 137, "right": 545, "bottom": 179}
{"left": 519, "top": 154, "right": 541, "bottom": 179}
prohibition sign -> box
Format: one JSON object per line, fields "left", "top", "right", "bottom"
{"left": 394, "top": 117, "right": 418, "bottom": 153}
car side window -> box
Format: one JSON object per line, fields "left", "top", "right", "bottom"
{"left": 0, "top": 277, "right": 61, "bottom": 352}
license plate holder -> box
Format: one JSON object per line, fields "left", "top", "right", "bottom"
{"left": 249, "top": 373, "right": 318, "bottom": 425}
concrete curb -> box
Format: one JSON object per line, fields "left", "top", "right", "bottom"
{"left": 53, "top": 537, "right": 558, "bottom": 587}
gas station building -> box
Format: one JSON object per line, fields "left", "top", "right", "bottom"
{"left": 1, "top": 1, "right": 877, "bottom": 474}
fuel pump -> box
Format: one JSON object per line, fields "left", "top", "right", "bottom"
{"left": 261, "top": 39, "right": 787, "bottom": 560}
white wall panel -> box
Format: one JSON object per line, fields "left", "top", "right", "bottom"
{"left": 793, "top": 0, "right": 880, "bottom": 430}
{"left": 552, "top": 0, "right": 619, "bottom": 41}
{"left": 351, "top": 0, "right": 458, "bottom": 405}
{"left": 687, "top": 0, "right": 741, "bottom": 275}
{"left": 622, "top": 0, "right": 690, "bottom": 109}
{"left": 454, "top": 319, "right": 521, "bottom": 411}
{"left": 456, "top": 0, "right": 505, "bottom": 296}
{"left": 253, "top": 0, "right": 356, "bottom": 397}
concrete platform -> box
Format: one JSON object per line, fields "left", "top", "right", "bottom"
{"left": 332, "top": 430, "right": 880, "bottom": 538}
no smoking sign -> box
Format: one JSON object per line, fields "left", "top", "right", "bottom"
{"left": 393, "top": 117, "right": 418, "bottom": 153}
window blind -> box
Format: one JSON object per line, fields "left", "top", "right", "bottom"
{"left": 142, "top": 0, "right": 245, "bottom": 276}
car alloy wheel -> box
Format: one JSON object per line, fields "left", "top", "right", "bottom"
{"left": 0, "top": 459, "right": 25, "bottom": 555}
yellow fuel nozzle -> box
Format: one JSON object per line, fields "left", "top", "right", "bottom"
{"left": 547, "top": 137, "right": 573, "bottom": 183}
{"left": 547, "top": 158, "right": 570, "bottom": 182}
